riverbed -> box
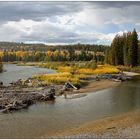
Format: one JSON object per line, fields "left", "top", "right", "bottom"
{"left": 0, "top": 64, "right": 140, "bottom": 138}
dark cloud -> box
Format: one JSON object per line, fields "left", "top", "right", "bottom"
{"left": 0, "top": 1, "right": 140, "bottom": 23}
{"left": 92, "top": 1, "right": 140, "bottom": 8}
{"left": 0, "top": 2, "right": 85, "bottom": 23}
{"left": 0, "top": 1, "right": 140, "bottom": 22}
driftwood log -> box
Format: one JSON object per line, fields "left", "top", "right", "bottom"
{"left": 0, "top": 86, "right": 56, "bottom": 113}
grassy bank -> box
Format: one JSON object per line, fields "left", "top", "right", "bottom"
{"left": 31, "top": 62, "right": 120, "bottom": 86}
{"left": 13, "top": 61, "right": 140, "bottom": 87}
{"left": 34, "top": 72, "right": 85, "bottom": 86}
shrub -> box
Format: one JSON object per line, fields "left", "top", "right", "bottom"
{"left": 85, "top": 60, "right": 97, "bottom": 69}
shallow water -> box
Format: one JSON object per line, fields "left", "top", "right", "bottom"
{"left": 0, "top": 64, "right": 56, "bottom": 85}
{"left": 0, "top": 65, "right": 140, "bottom": 138}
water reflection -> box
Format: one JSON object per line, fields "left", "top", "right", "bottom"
{"left": 0, "top": 66, "right": 139, "bottom": 138}
{"left": 0, "top": 64, "right": 56, "bottom": 85}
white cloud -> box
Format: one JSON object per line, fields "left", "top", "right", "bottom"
{"left": 0, "top": 17, "right": 134, "bottom": 45}
{"left": 0, "top": 2, "right": 140, "bottom": 44}
{"left": 0, "top": 18, "right": 77, "bottom": 42}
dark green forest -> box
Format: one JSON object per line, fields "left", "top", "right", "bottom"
{"left": 105, "top": 29, "right": 140, "bottom": 67}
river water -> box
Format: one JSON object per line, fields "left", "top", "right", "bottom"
{"left": 0, "top": 64, "right": 56, "bottom": 85}
{"left": 0, "top": 64, "right": 140, "bottom": 138}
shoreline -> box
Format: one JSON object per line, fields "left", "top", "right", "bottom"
{"left": 43, "top": 110, "right": 140, "bottom": 138}
{"left": 1, "top": 64, "right": 139, "bottom": 138}
{"left": 66, "top": 71, "right": 139, "bottom": 95}
{"left": 71, "top": 79, "right": 120, "bottom": 94}
{"left": 42, "top": 72, "right": 140, "bottom": 139}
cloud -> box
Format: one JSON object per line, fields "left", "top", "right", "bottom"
{"left": 0, "top": 18, "right": 120, "bottom": 45}
{"left": 0, "top": 2, "right": 84, "bottom": 23}
{"left": 0, "top": 1, "right": 140, "bottom": 44}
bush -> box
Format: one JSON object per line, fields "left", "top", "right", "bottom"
{"left": 85, "top": 60, "right": 97, "bottom": 69}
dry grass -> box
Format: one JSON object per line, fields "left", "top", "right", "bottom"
{"left": 57, "top": 66, "right": 73, "bottom": 73}
{"left": 34, "top": 72, "right": 85, "bottom": 86}
{"left": 78, "top": 65, "right": 119, "bottom": 75}
{"left": 34, "top": 64, "right": 120, "bottom": 86}
{"left": 57, "top": 65, "right": 119, "bottom": 75}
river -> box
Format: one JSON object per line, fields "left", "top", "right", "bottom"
{"left": 0, "top": 64, "right": 56, "bottom": 85}
{"left": 0, "top": 64, "right": 140, "bottom": 138}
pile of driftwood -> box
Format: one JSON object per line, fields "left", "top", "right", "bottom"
{"left": 0, "top": 87, "right": 55, "bottom": 113}
{"left": 98, "top": 73, "right": 132, "bottom": 82}
{"left": 9, "top": 78, "right": 43, "bottom": 87}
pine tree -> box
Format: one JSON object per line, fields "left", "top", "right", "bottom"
{"left": 123, "top": 33, "right": 129, "bottom": 66}
{"left": 109, "top": 29, "right": 139, "bottom": 67}
{"left": 131, "top": 29, "right": 138, "bottom": 66}
{"left": 105, "top": 48, "right": 109, "bottom": 64}
{"left": 117, "top": 35, "right": 124, "bottom": 65}
{"left": 111, "top": 36, "right": 117, "bottom": 65}
{"left": 138, "top": 42, "right": 140, "bottom": 65}
{"left": 126, "top": 32, "right": 132, "bottom": 66}
{"left": 111, "top": 35, "right": 124, "bottom": 65}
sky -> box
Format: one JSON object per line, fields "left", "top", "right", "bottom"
{"left": 0, "top": 1, "right": 140, "bottom": 45}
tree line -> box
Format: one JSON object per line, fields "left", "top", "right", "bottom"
{"left": 0, "top": 50, "right": 105, "bottom": 63}
{"left": 0, "top": 43, "right": 106, "bottom": 63}
{"left": 105, "top": 29, "right": 140, "bottom": 67}
{"left": 1, "top": 29, "right": 140, "bottom": 67}
{"left": 0, "top": 42, "right": 108, "bottom": 52}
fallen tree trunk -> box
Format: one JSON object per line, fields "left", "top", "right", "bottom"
{"left": 0, "top": 87, "right": 56, "bottom": 113}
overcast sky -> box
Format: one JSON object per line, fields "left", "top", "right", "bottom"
{"left": 0, "top": 1, "right": 140, "bottom": 45}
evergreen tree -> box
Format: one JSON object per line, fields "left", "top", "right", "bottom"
{"left": 138, "top": 42, "right": 140, "bottom": 65}
{"left": 105, "top": 48, "right": 110, "bottom": 64}
{"left": 111, "top": 35, "right": 124, "bottom": 65}
{"left": 131, "top": 29, "right": 138, "bottom": 66}
{"left": 124, "top": 32, "right": 132, "bottom": 66}
{"left": 123, "top": 33, "right": 129, "bottom": 66}
{"left": 109, "top": 29, "right": 139, "bottom": 66}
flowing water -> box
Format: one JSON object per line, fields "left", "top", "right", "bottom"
{"left": 0, "top": 64, "right": 140, "bottom": 138}
{"left": 0, "top": 64, "right": 56, "bottom": 85}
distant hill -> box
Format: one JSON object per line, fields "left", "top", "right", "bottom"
{"left": 0, "top": 42, "right": 109, "bottom": 52}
